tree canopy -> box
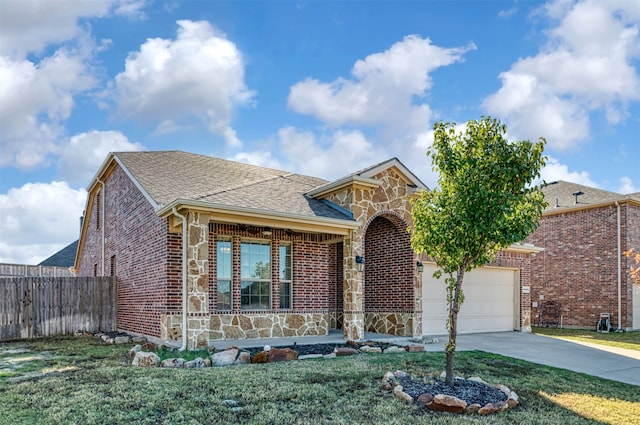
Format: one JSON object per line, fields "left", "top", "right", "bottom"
{"left": 411, "top": 116, "right": 547, "bottom": 385}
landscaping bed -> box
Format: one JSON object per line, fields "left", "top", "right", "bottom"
{"left": 2, "top": 335, "right": 639, "bottom": 424}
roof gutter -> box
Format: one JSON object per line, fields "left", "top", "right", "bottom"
{"left": 156, "top": 199, "right": 360, "bottom": 231}
{"left": 505, "top": 243, "right": 545, "bottom": 255}
{"left": 172, "top": 207, "right": 188, "bottom": 351}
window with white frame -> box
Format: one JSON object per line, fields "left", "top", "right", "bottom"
{"left": 240, "top": 241, "right": 271, "bottom": 310}
{"left": 279, "top": 242, "right": 292, "bottom": 309}
{"left": 216, "top": 238, "right": 232, "bottom": 311}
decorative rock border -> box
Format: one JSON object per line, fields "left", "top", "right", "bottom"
{"left": 126, "top": 338, "right": 427, "bottom": 368}
{"left": 381, "top": 371, "right": 519, "bottom": 415}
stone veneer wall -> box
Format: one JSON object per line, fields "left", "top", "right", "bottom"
{"left": 162, "top": 313, "right": 329, "bottom": 346}
{"left": 160, "top": 224, "right": 341, "bottom": 347}
{"left": 325, "top": 167, "right": 422, "bottom": 340}
{"left": 364, "top": 312, "right": 418, "bottom": 336}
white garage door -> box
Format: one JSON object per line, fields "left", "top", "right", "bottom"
{"left": 422, "top": 264, "right": 518, "bottom": 336}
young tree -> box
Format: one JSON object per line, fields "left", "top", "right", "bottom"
{"left": 411, "top": 117, "right": 547, "bottom": 386}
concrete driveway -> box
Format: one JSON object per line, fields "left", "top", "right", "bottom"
{"left": 455, "top": 332, "right": 640, "bottom": 387}
{"left": 217, "top": 330, "right": 639, "bottom": 386}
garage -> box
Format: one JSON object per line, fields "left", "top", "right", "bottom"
{"left": 422, "top": 264, "right": 519, "bottom": 336}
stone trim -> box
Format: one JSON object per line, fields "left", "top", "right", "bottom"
{"left": 161, "top": 312, "right": 329, "bottom": 347}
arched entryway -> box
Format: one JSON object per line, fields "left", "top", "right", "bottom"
{"left": 363, "top": 212, "right": 418, "bottom": 336}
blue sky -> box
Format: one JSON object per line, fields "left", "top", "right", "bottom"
{"left": 1, "top": 0, "right": 639, "bottom": 264}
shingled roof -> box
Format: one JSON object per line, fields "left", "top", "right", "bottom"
{"left": 39, "top": 240, "right": 78, "bottom": 267}
{"left": 542, "top": 181, "right": 640, "bottom": 213}
{"left": 112, "top": 151, "right": 353, "bottom": 221}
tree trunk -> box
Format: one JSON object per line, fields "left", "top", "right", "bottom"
{"left": 445, "top": 268, "right": 465, "bottom": 386}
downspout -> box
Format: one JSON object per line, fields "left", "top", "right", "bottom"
{"left": 172, "top": 207, "right": 188, "bottom": 351}
{"left": 97, "top": 179, "right": 105, "bottom": 276}
{"left": 615, "top": 201, "right": 622, "bottom": 331}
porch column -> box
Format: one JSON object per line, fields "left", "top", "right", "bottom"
{"left": 343, "top": 234, "right": 364, "bottom": 341}
{"left": 185, "top": 212, "right": 209, "bottom": 348}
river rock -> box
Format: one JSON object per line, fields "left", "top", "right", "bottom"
{"left": 129, "top": 344, "right": 142, "bottom": 360}
{"left": 185, "top": 357, "right": 206, "bottom": 368}
{"left": 465, "top": 403, "right": 482, "bottom": 414}
{"left": 234, "top": 351, "right": 251, "bottom": 365}
{"left": 269, "top": 347, "right": 298, "bottom": 362}
{"left": 393, "top": 385, "right": 414, "bottom": 404}
{"left": 334, "top": 347, "right": 359, "bottom": 356}
{"left": 160, "top": 357, "right": 185, "bottom": 368}
{"left": 251, "top": 351, "right": 268, "bottom": 364}
{"left": 211, "top": 348, "right": 239, "bottom": 366}
{"left": 427, "top": 394, "right": 467, "bottom": 413}
{"left": 478, "top": 403, "right": 497, "bottom": 415}
{"left": 416, "top": 393, "right": 434, "bottom": 407}
{"left": 132, "top": 351, "right": 160, "bottom": 367}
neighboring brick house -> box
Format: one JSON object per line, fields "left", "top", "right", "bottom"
{"left": 525, "top": 181, "right": 640, "bottom": 331}
{"left": 74, "top": 151, "right": 539, "bottom": 348}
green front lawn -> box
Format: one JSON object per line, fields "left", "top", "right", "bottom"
{"left": 1, "top": 336, "right": 638, "bottom": 425}
{"left": 533, "top": 327, "right": 640, "bottom": 352}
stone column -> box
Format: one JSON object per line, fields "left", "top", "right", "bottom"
{"left": 343, "top": 234, "right": 364, "bottom": 341}
{"left": 186, "top": 212, "right": 209, "bottom": 348}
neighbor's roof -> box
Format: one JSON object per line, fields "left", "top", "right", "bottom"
{"left": 39, "top": 240, "right": 78, "bottom": 267}
{"left": 542, "top": 181, "right": 640, "bottom": 214}
{"left": 109, "top": 151, "right": 353, "bottom": 221}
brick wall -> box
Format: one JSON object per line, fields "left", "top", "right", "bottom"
{"left": 77, "top": 165, "right": 170, "bottom": 337}
{"left": 364, "top": 215, "right": 414, "bottom": 311}
{"left": 526, "top": 203, "right": 637, "bottom": 329}
{"left": 491, "top": 250, "right": 533, "bottom": 330}
{"left": 209, "top": 224, "right": 332, "bottom": 313}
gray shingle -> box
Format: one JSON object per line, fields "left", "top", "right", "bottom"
{"left": 114, "top": 151, "right": 351, "bottom": 220}
{"left": 542, "top": 181, "right": 636, "bottom": 213}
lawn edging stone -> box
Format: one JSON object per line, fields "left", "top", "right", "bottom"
{"left": 381, "top": 370, "right": 519, "bottom": 416}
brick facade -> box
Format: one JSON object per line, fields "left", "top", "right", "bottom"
{"left": 526, "top": 202, "right": 640, "bottom": 330}
{"left": 77, "top": 166, "right": 170, "bottom": 338}
{"left": 77, "top": 156, "right": 540, "bottom": 346}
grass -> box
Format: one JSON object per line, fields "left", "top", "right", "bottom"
{"left": 1, "top": 336, "right": 639, "bottom": 425}
{"left": 533, "top": 327, "right": 640, "bottom": 352}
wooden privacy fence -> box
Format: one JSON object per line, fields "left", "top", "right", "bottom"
{"left": 0, "top": 276, "right": 116, "bottom": 341}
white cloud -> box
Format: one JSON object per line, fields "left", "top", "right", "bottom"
{"left": 483, "top": 0, "right": 640, "bottom": 150}
{"left": 288, "top": 35, "right": 474, "bottom": 132}
{"left": 539, "top": 156, "right": 598, "bottom": 187}
{"left": 276, "top": 126, "right": 387, "bottom": 180}
{"left": 0, "top": 0, "right": 110, "bottom": 58}
{"left": 617, "top": 177, "right": 639, "bottom": 194}
{"left": 0, "top": 181, "right": 86, "bottom": 264}
{"left": 0, "top": 50, "right": 98, "bottom": 169}
{"left": 231, "top": 151, "right": 284, "bottom": 171}
{"left": 111, "top": 20, "right": 254, "bottom": 147}
{"left": 57, "top": 130, "right": 144, "bottom": 187}
{"left": 0, "top": 0, "right": 143, "bottom": 170}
